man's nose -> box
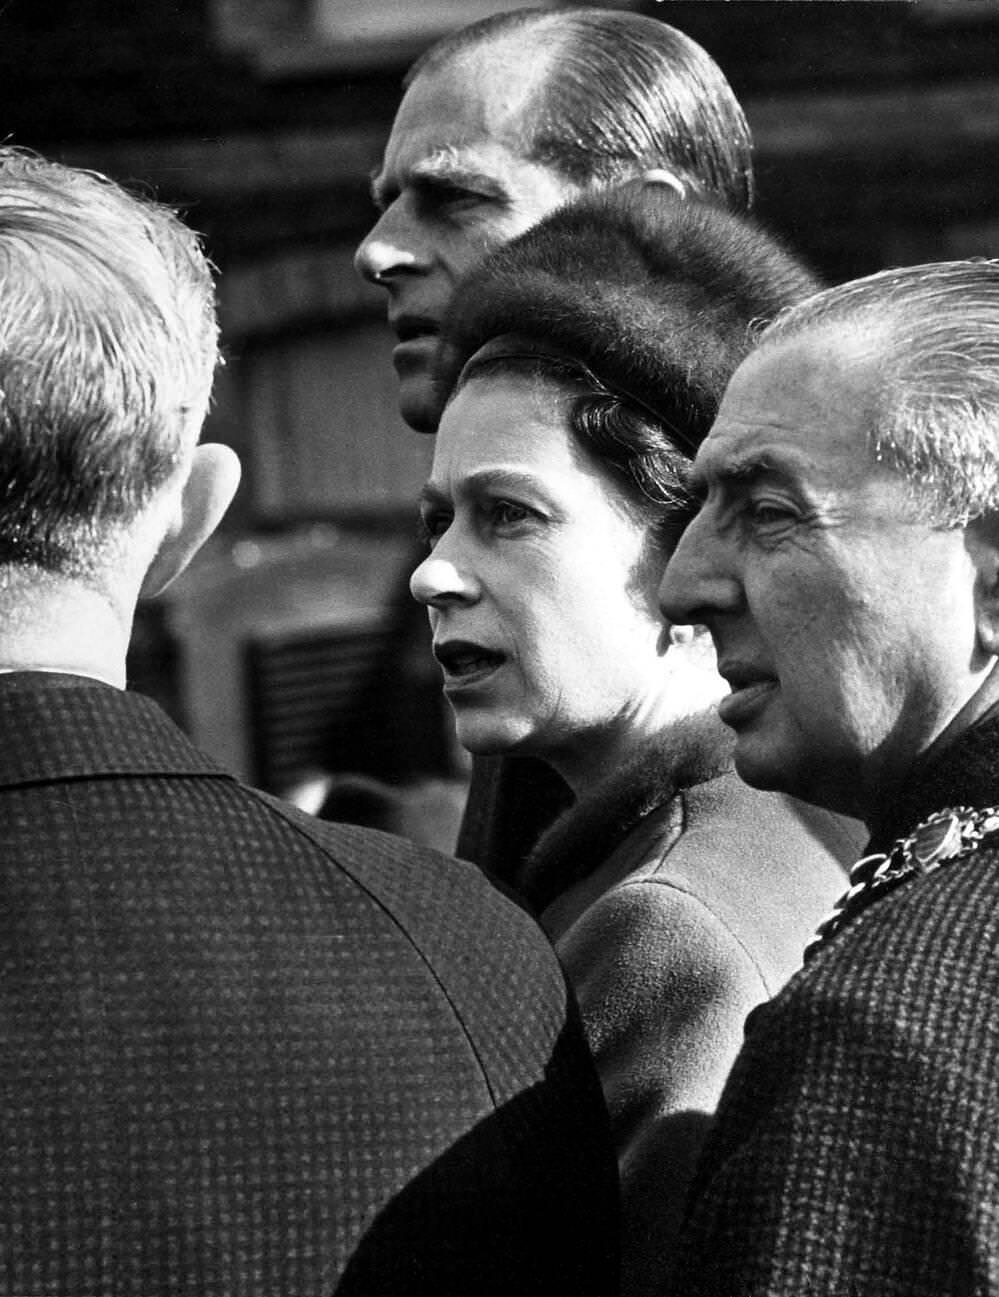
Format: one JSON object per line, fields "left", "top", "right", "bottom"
{"left": 354, "top": 204, "right": 424, "bottom": 286}
{"left": 658, "top": 511, "right": 737, "bottom": 626}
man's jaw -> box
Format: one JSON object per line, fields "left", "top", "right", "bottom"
{"left": 390, "top": 315, "right": 445, "bottom": 433}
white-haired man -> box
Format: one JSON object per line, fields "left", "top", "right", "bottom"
{"left": 661, "top": 259, "right": 999, "bottom": 1296}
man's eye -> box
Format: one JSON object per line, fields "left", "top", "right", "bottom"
{"left": 418, "top": 183, "right": 484, "bottom": 218}
{"left": 747, "top": 499, "right": 795, "bottom": 528}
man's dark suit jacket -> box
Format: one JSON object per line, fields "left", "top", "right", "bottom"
{"left": 0, "top": 673, "right": 618, "bottom": 1296}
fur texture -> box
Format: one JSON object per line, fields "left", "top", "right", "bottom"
{"left": 432, "top": 182, "right": 822, "bottom": 438}
{"left": 516, "top": 709, "right": 734, "bottom": 912}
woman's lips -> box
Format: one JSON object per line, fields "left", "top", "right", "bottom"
{"left": 717, "top": 678, "right": 778, "bottom": 728}
{"left": 434, "top": 642, "right": 505, "bottom": 690}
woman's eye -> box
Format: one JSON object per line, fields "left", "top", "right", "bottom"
{"left": 418, "top": 510, "right": 451, "bottom": 548}
{"left": 490, "top": 500, "right": 532, "bottom": 528}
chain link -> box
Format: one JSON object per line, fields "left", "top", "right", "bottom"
{"left": 804, "top": 806, "right": 999, "bottom": 962}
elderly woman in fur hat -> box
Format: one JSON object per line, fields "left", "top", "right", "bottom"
{"left": 410, "top": 185, "right": 865, "bottom": 1294}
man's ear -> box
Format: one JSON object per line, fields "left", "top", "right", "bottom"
{"left": 969, "top": 513, "right": 999, "bottom": 659}
{"left": 640, "top": 168, "right": 687, "bottom": 199}
{"left": 140, "top": 444, "right": 241, "bottom": 598}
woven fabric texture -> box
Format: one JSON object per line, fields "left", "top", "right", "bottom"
{"left": 673, "top": 716, "right": 999, "bottom": 1297}
{"left": 0, "top": 674, "right": 618, "bottom": 1296}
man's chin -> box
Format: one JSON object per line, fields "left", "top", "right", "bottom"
{"left": 397, "top": 375, "right": 443, "bottom": 435}
{"left": 732, "top": 736, "right": 787, "bottom": 794}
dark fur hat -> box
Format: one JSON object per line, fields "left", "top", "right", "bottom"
{"left": 431, "top": 182, "right": 822, "bottom": 444}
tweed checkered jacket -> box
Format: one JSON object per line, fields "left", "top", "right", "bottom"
{"left": 0, "top": 673, "right": 619, "bottom": 1296}
{"left": 673, "top": 715, "right": 999, "bottom": 1296}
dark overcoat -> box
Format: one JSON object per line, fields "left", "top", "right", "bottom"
{"left": 0, "top": 673, "right": 619, "bottom": 1296}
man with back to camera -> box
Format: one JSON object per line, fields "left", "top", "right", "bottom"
{"left": 0, "top": 145, "right": 619, "bottom": 1297}
{"left": 354, "top": 4, "right": 759, "bottom": 875}
{"left": 660, "top": 259, "right": 999, "bottom": 1296}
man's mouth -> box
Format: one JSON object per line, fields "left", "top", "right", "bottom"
{"left": 434, "top": 640, "right": 505, "bottom": 687}
{"left": 717, "top": 663, "right": 778, "bottom": 727}
{"left": 391, "top": 314, "right": 439, "bottom": 345}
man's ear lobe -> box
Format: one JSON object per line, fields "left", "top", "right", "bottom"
{"left": 140, "top": 444, "right": 241, "bottom": 599}
{"left": 639, "top": 168, "right": 686, "bottom": 199}
{"left": 969, "top": 513, "right": 999, "bottom": 658}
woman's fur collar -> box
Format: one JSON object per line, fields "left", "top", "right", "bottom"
{"left": 514, "top": 709, "right": 735, "bottom": 912}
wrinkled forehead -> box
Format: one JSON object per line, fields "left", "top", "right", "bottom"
{"left": 691, "top": 326, "right": 884, "bottom": 488}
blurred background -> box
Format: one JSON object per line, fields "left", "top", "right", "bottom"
{"left": 3, "top": 0, "right": 998, "bottom": 840}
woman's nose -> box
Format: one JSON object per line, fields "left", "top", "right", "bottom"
{"left": 410, "top": 553, "right": 479, "bottom": 609}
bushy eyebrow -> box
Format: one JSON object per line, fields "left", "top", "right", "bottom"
{"left": 690, "top": 453, "right": 784, "bottom": 501}
{"left": 369, "top": 149, "right": 508, "bottom": 210}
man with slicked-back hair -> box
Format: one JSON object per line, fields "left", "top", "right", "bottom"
{"left": 355, "top": 5, "right": 759, "bottom": 880}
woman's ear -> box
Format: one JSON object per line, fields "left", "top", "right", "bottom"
{"left": 969, "top": 513, "right": 999, "bottom": 659}
{"left": 140, "top": 444, "right": 241, "bottom": 598}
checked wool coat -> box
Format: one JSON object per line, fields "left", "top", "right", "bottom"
{"left": 0, "top": 672, "right": 619, "bottom": 1297}
{"left": 673, "top": 713, "right": 999, "bottom": 1297}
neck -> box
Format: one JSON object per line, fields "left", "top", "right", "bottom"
{"left": 859, "top": 663, "right": 999, "bottom": 831}
{"left": 546, "top": 692, "right": 697, "bottom": 799}
{"left": 0, "top": 574, "right": 131, "bottom": 689}
{"left": 926, "top": 663, "right": 999, "bottom": 764}
{"left": 544, "top": 645, "right": 729, "bottom": 798}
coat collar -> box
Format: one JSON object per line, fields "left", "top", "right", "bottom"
{"left": 0, "top": 671, "right": 231, "bottom": 787}
{"left": 866, "top": 712, "right": 999, "bottom": 855}
{"left": 514, "top": 709, "right": 734, "bottom": 912}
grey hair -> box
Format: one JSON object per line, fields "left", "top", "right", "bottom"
{"left": 0, "top": 146, "right": 219, "bottom": 577}
{"left": 405, "top": 7, "right": 753, "bottom": 212}
{"left": 758, "top": 259, "right": 999, "bottom": 526}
